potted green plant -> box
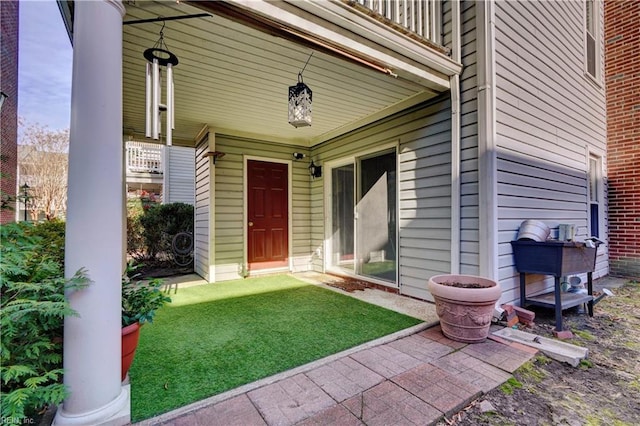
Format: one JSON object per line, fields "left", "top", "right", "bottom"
{"left": 121, "top": 264, "right": 171, "bottom": 381}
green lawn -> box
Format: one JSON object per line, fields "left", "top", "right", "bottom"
{"left": 130, "top": 275, "right": 422, "bottom": 421}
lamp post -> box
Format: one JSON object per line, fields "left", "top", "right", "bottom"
{"left": 20, "top": 183, "right": 30, "bottom": 222}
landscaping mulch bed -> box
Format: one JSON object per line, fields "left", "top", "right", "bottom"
{"left": 439, "top": 280, "right": 640, "bottom": 426}
{"left": 135, "top": 259, "right": 193, "bottom": 279}
{"left": 324, "top": 276, "right": 371, "bottom": 292}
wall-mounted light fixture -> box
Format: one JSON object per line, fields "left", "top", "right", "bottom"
{"left": 292, "top": 152, "right": 305, "bottom": 160}
{"left": 309, "top": 160, "right": 322, "bottom": 179}
{"left": 288, "top": 52, "right": 313, "bottom": 128}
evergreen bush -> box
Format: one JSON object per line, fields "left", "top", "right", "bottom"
{"left": 0, "top": 223, "right": 88, "bottom": 421}
{"left": 25, "top": 219, "right": 66, "bottom": 270}
{"left": 126, "top": 199, "right": 147, "bottom": 260}
{"left": 138, "top": 202, "right": 194, "bottom": 260}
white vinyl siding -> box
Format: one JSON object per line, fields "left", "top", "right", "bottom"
{"left": 214, "top": 135, "right": 311, "bottom": 281}
{"left": 166, "top": 146, "right": 195, "bottom": 205}
{"left": 311, "top": 95, "right": 452, "bottom": 300}
{"left": 493, "top": 0, "right": 607, "bottom": 303}
{"left": 398, "top": 97, "right": 453, "bottom": 300}
{"left": 194, "top": 136, "right": 211, "bottom": 281}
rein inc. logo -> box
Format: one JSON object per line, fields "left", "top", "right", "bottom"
{"left": 1, "top": 418, "right": 35, "bottom": 425}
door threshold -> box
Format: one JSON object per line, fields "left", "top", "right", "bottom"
{"left": 248, "top": 267, "right": 290, "bottom": 277}
{"left": 324, "top": 271, "right": 399, "bottom": 294}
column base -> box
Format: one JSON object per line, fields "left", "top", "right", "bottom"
{"left": 53, "top": 385, "right": 130, "bottom": 426}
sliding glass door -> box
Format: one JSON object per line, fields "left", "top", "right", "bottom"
{"left": 328, "top": 149, "right": 397, "bottom": 284}
{"left": 330, "top": 164, "right": 355, "bottom": 272}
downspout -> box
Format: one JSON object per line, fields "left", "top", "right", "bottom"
{"left": 450, "top": 0, "right": 462, "bottom": 274}
{"left": 476, "top": 0, "right": 499, "bottom": 280}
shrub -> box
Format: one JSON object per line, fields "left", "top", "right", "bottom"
{"left": 0, "top": 222, "right": 88, "bottom": 421}
{"left": 25, "top": 219, "right": 66, "bottom": 270}
{"left": 127, "top": 199, "right": 147, "bottom": 260}
{"left": 138, "top": 202, "right": 194, "bottom": 260}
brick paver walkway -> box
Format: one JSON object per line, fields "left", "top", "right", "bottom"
{"left": 146, "top": 325, "right": 536, "bottom": 426}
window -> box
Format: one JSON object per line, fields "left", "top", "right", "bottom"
{"left": 585, "top": 0, "right": 599, "bottom": 80}
{"left": 588, "top": 155, "right": 601, "bottom": 238}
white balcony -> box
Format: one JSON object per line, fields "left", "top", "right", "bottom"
{"left": 351, "top": 0, "right": 441, "bottom": 43}
{"left": 126, "top": 141, "right": 162, "bottom": 175}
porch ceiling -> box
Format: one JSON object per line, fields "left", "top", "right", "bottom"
{"left": 122, "top": 1, "right": 444, "bottom": 147}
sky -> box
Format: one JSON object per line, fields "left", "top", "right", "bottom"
{"left": 18, "top": 0, "right": 73, "bottom": 133}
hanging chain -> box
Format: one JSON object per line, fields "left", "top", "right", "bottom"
{"left": 299, "top": 52, "right": 314, "bottom": 76}
{"left": 152, "top": 20, "right": 171, "bottom": 51}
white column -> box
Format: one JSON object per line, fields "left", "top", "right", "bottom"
{"left": 54, "top": 1, "right": 129, "bottom": 425}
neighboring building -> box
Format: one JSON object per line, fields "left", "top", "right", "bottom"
{"left": 125, "top": 140, "right": 164, "bottom": 204}
{"left": 17, "top": 144, "right": 68, "bottom": 221}
{"left": 0, "top": 0, "right": 19, "bottom": 224}
{"left": 57, "top": 1, "right": 608, "bottom": 424}
{"left": 125, "top": 140, "right": 195, "bottom": 205}
{"left": 604, "top": 0, "right": 640, "bottom": 278}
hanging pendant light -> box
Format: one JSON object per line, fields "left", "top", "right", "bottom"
{"left": 288, "top": 73, "right": 312, "bottom": 128}
{"left": 288, "top": 52, "right": 314, "bottom": 128}
{"left": 144, "top": 22, "right": 178, "bottom": 146}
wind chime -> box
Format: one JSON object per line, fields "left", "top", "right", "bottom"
{"left": 144, "top": 23, "right": 179, "bottom": 146}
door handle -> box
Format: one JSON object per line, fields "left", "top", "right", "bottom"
{"left": 248, "top": 221, "right": 254, "bottom": 227}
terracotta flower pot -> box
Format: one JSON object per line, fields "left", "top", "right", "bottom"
{"left": 427, "top": 274, "right": 502, "bottom": 343}
{"left": 121, "top": 322, "right": 141, "bottom": 381}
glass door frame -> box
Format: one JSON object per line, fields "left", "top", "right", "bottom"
{"left": 323, "top": 142, "right": 400, "bottom": 288}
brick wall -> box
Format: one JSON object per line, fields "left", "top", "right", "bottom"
{"left": 1, "top": 0, "right": 19, "bottom": 224}
{"left": 605, "top": 0, "right": 640, "bottom": 277}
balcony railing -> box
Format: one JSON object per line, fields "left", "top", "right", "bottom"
{"left": 126, "top": 141, "right": 162, "bottom": 174}
{"left": 351, "top": 0, "right": 441, "bottom": 43}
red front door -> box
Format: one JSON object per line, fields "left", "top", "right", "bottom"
{"left": 247, "top": 160, "right": 289, "bottom": 270}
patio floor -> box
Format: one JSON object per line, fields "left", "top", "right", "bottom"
{"left": 135, "top": 272, "right": 538, "bottom": 425}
